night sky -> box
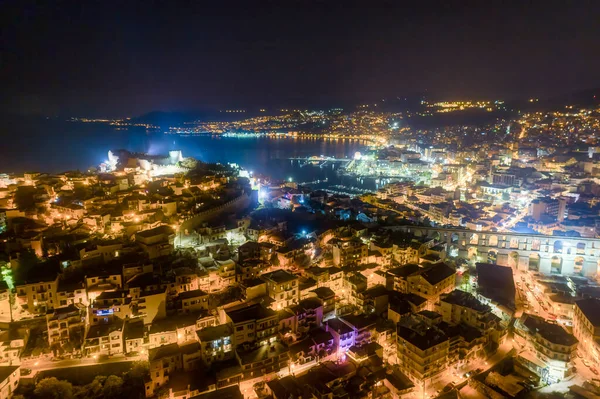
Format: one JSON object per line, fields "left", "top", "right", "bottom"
{"left": 2, "top": 1, "right": 599, "bottom": 117}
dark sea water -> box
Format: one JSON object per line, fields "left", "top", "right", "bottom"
{"left": 1, "top": 120, "right": 379, "bottom": 191}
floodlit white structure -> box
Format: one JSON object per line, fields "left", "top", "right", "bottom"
{"left": 392, "top": 226, "right": 600, "bottom": 277}
{"left": 169, "top": 150, "right": 183, "bottom": 164}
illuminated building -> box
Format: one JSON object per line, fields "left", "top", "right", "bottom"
{"left": 196, "top": 324, "right": 234, "bottom": 365}
{"left": 261, "top": 270, "right": 299, "bottom": 310}
{"left": 396, "top": 315, "right": 449, "bottom": 385}
{"left": 407, "top": 263, "right": 456, "bottom": 309}
{"left": 83, "top": 317, "right": 124, "bottom": 356}
{"left": 46, "top": 304, "right": 86, "bottom": 348}
{"left": 514, "top": 313, "right": 578, "bottom": 383}
{"left": 573, "top": 298, "right": 600, "bottom": 363}
{"left": 225, "top": 303, "right": 278, "bottom": 347}
{"left": 331, "top": 238, "right": 368, "bottom": 267}
{"left": 325, "top": 317, "right": 355, "bottom": 359}
{"left": 15, "top": 275, "right": 59, "bottom": 317}
{"left": 0, "top": 366, "right": 20, "bottom": 399}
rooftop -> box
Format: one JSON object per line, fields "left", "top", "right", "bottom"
{"left": 397, "top": 324, "right": 448, "bottom": 351}
{"left": 363, "top": 284, "right": 388, "bottom": 299}
{"left": 149, "top": 311, "right": 207, "bottom": 333}
{"left": 417, "top": 263, "right": 455, "bottom": 285}
{"left": 197, "top": 324, "right": 233, "bottom": 342}
{"left": 237, "top": 341, "right": 288, "bottom": 365}
{"left": 190, "top": 386, "right": 243, "bottom": 399}
{"left": 180, "top": 341, "right": 201, "bottom": 355}
{"left": 86, "top": 318, "right": 124, "bottom": 339}
{"left": 305, "top": 266, "right": 329, "bottom": 276}
{"left": 326, "top": 318, "right": 353, "bottom": 335}
{"left": 476, "top": 263, "right": 516, "bottom": 309}
{"left": 136, "top": 225, "right": 174, "bottom": 238}
{"left": 387, "top": 264, "right": 421, "bottom": 278}
{"left": 179, "top": 289, "right": 208, "bottom": 300}
{"left": 311, "top": 286, "right": 335, "bottom": 299}
{"left": 0, "top": 366, "right": 19, "bottom": 383}
{"left": 123, "top": 319, "right": 145, "bottom": 341}
{"left": 385, "top": 367, "right": 414, "bottom": 392}
{"left": 48, "top": 303, "right": 83, "bottom": 318}
{"left": 520, "top": 313, "right": 578, "bottom": 346}
{"left": 440, "top": 290, "right": 490, "bottom": 312}
{"left": 149, "top": 342, "right": 180, "bottom": 361}
{"left": 225, "top": 303, "right": 277, "bottom": 324}
{"left": 96, "top": 290, "right": 128, "bottom": 300}
{"left": 576, "top": 298, "right": 600, "bottom": 326}
{"left": 340, "top": 313, "right": 378, "bottom": 331}
{"left": 261, "top": 269, "right": 298, "bottom": 284}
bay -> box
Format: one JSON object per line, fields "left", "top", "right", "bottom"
{"left": 0, "top": 120, "right": 381, "bottom": 192}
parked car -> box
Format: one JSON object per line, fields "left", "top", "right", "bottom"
{"left": 442, "top": 383, "right": 455, "bottom": 393}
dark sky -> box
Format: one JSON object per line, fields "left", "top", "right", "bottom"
{"left": 2, "top": 0, "right": 599, "bottom": 117}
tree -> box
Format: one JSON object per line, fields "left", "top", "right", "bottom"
{"left": 14, "top": 186, "right": 37, "bottom": 211}
{"left": 77, "top": 376, "right": 104, "bottom": 399}
{"left": 127, "top": 360, "right": 150, "bottom": 380}
{"left": 270, "top": 253, "right": 280, "bottom": 267}
{"left": 121, "top": 361, "right": 150, "bottom": 399}
{"left": 102, "top": 375, "right": 124, "bottom": 398}
{"left": 73, "top": 186, "right": 90, "bottom": 201}
{"left": 13, "top": 250, "right": 40, "bottom": 284}
{"left": 296, "top": 253, "right": 311, "bottom": 268}
{"left": 180, "top": 158, "right": 199, "bottom": 170}
{"left": 462, "top": 269, "right": 471, "bottom": 292}
{"left": 34, "top": 377, "right": 73, "bottom": 399}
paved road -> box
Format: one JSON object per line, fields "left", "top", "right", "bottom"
{"left": 425, "top": 342, "right": 514, "bottom": 398}
{"left": 22, "top": 354, "right": 146, "bottom": 373}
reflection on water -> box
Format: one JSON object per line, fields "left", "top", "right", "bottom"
{"left": 0, "top": 121, "right": 374, "bottom": 190}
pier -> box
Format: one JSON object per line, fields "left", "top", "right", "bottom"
{"left": 289, "top": 156, "right": 352, "bottom": 169}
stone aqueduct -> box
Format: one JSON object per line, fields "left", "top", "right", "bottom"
{"left": 392, "top": 226, "right": 600, "bottom": 277}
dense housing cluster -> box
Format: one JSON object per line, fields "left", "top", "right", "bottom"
{"left": 2, "top": 101, "right": 600, "bottom": 399}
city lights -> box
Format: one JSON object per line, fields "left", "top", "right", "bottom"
{"left": 2, "top": 3, "right": 598, "bottom": 397}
